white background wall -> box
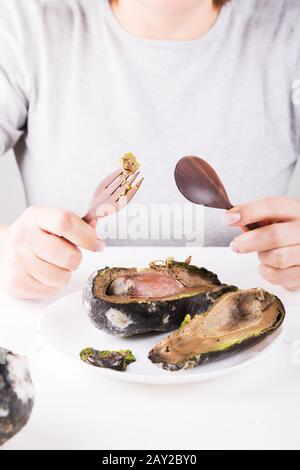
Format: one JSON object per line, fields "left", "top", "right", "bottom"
{"left": 0, "top": 149, "right": 300, "bottom": 225}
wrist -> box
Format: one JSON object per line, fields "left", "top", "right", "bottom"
{"left": 0, "top": 224, "right": 9, "bottom": 236}
{"left": 0, "top": 224, "right": 10, "bottom": 250}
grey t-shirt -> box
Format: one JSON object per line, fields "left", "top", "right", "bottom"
{"left": 0, "top": 0, "right": 300, "bottom": 246}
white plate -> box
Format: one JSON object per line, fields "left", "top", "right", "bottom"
{"left": 41, "top": 290, "right": 284, "bottom": 385}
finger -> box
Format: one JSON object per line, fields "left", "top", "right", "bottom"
{"left": 259, "top": 263, "right": 300, "bottom": 289}
{"left": 225, "top": 197, "right": 300, "bottom": 227}
{"left": 286, "top": 286, "right": 300, "bottom": 292}
{"left": 89, "top": 219, "right": 97, "bottom": 229}
{"left": 24, "top": 274, "right": 60, "bottom": 299}
{"left": 28, "top": 255, "right": 72, "bottom": 288}
{"left": 258, "top": 246, "right": 300, "bottom": 270}
{"left": 29, "top": 206, "right": 98, "bottom": 251}
{"left": 4, "top": 271, "right": 60, "bottom": 300}
{"left": 230, "top": 221, "right": 300, "bottom": 254}
{"left": 33, "top": 229, "right": 83, "bottom": 271}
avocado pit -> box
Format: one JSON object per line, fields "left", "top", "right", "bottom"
{"left": 107, "top": 272, "right": 184, "bottom": 299}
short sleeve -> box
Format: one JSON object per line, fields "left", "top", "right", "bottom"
{"left": 0, "top": 1, "right": 30, "bottom": 157}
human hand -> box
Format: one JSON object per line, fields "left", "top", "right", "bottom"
{"left": 0, "top": 206, "right": 104, "bottom": 299}
{"left": 224, "top": 197, "right": 300, "bottom": 291}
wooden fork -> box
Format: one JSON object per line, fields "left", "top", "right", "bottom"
{"left": 82, "top": 169, "right": 144, "bottom": 225}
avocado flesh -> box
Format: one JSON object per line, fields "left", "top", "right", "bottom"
{"left": 93, "top": 260, "right": 221, "bottom": 304}
{"left": 149, "top": 288, "right": 285, "bottom": 369}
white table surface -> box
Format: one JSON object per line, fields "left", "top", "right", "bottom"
{"left": 1, "top": 247, "right": 300, "bottom": 450}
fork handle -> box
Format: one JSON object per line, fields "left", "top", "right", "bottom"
{"left": 82, "top": 214, "right": 90, "bottom": 224}
{"left": 82, "top": 211, "right": 97, "bottom": 225}
{"left": 245, "top": 222, "right": 263, "bottom": 231}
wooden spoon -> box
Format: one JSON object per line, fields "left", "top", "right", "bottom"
{"left": 174, "top": 156, "right": 260, "bottom": 231}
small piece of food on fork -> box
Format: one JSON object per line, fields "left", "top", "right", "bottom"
{"left": 120, "top": 153, "right": 141, "bottom": 175}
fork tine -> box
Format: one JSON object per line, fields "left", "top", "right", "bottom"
{"left": 117, "top": 177, "right": 144, "bottom": 205}
{"left": 111, "top": 171, "right": 141, "bottom": 198}
{"left": 95, "top": 177, "right": 144, "bottom": 217}
{"left": 124, "top": 171, "right": 141, "bottom": 188}
{"left": 88, "top": 169, "right": 123, "bottom": 207}
{"left": 104, "top": 169, "right": 124, "bottom": 189}
{"left": 128, "top": 171, "right": 141, "bottom": 185}
{"left": 107, "top": 172, "right": 133, "bottom": 196}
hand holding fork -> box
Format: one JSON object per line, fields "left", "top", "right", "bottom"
{"left": 0, "top": 167, "right": 143, "bottom": 300}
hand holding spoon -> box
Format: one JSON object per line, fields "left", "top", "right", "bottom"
{"left": 174, "top": 156, "right": 261, "bottom": 231}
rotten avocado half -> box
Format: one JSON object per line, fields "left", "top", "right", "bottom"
{"left": 0, "top": 349, "right": 34, "bottom": 446}
{"left": 148, "top": 288, "right": 285, "bottom": 371}
{"left": 83, "top": 257, "right": 236, "bottom": 336}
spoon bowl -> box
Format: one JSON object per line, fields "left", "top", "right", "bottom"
{"left": 175, "top": 156, "right": 233, "bottom": 210}
{"left": 175, "top": 156, "right": 260, "bottom": 231}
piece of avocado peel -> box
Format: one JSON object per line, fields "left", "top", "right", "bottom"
{"left": 80, "top": 347, "right": 136, "bottom": 372}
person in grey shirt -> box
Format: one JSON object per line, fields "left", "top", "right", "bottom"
{"left": 0, "top": 0, "right": 300, "bottom": 299}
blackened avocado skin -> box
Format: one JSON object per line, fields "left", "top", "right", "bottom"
{"left": 0, "top": 349, "right": 34, "bottom": 445}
